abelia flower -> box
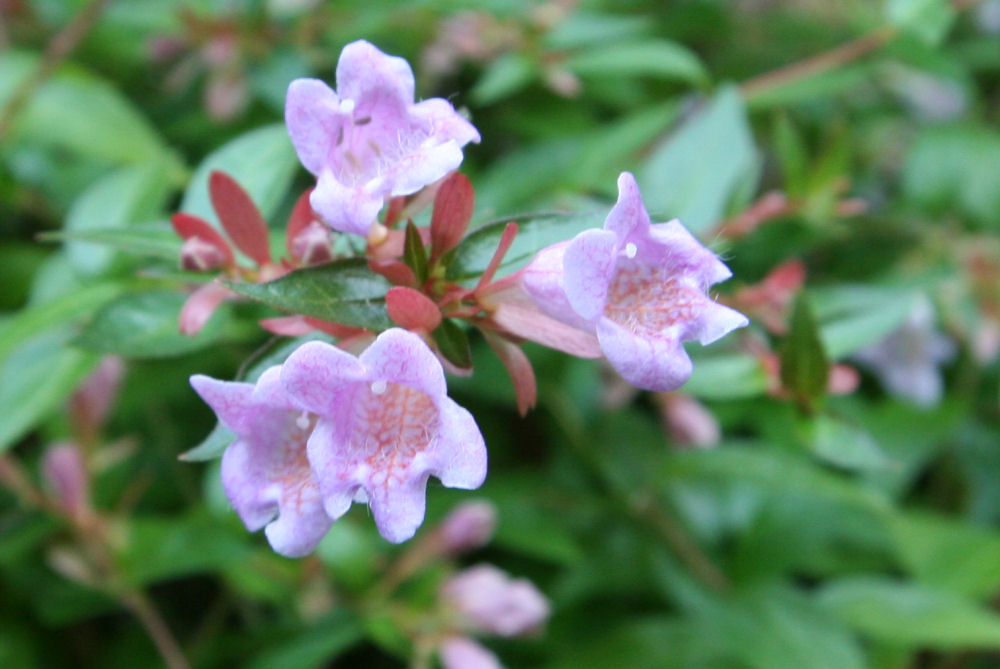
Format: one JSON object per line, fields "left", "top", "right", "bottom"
{"left": 521, "top": 172, "right": 748, "bottom": 391}
{"left": 280, "top": 329, "right": 487, "bottom": 543}
{"left": 285, "top": 40, "right": 480, "bottom": 237}
{"left": 190, "top": 367, "right": 333, "bottom": 558}
{"left": 439, "top": 637, "right": 502, "bottom": 669}
{"left": 441, "top": 564, "right": 550, "bottom": 638}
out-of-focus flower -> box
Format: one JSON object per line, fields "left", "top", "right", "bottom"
{"left": 280, "top": 329, "right": 487, "bottom": 543}
{"left": 521, "top": 172, "right": 748, "bottom": 391}
{"left": 191, "top": 368, "right": 332, "bottom": 558}
{"left": 439, "top": 636, "right": 503, "bottom": 669}
{"left": 437, "top": 500, "right": 497, "bottom": 555}
{"left": 441, "top": 564, "right": 550, "bottom": 637}
{"left": 977, "top": 0, "right": 1000, "bottom": 34}
{"left": 68, "top": 355, "right": 125, "bottom": 442}
{"left": 854, "top": 296, "right": 955, "bottom": 407}
{"left": 42, "top": 443, "right": 91, "bottom": 521}
{"left": 726, "top": 260, "right": 805, "bottom": 335}
{"left": 656, "top": 392, "right": 721, "bottom": 449}
{"left": 285, "top": 40, "right": 480, "bottom": 237}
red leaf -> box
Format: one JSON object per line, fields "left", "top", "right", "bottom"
{"left": 170, "top": 213, "right": 234, "bottom": 268}
{"left": 430, "top": 172, "right": 474, "bottom": 261}
{"left": 179, "top": 281, "right": 232, "bottom": 335}
{"left": 209, "top": 171, "right": 272, "bottom": 265}
{"left": 483, "top": 331, "right": 537, "bottom": 416}
{"left": 368, "top": 259, "right": 417, "bottom": 287}
{"left": 386, "top": 287, "right": 443, "bottom": 332}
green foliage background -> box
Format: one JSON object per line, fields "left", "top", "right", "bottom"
{"left": 2, "top": 0, "right": 1000, "bottom": 667}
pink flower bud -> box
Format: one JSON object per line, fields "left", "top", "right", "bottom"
{"left": 69, "top": 355, "right": 125, "bottom": 439}
{"left": 657, "top": 393, "right": 720, "bottom": 449}
{"left": 42, "top": 443, "right": 90, "bottom": 519}
{"left": 442, "top": 564, "right": 550, "bottom": 637}
{"left": 181, "top": 235, "right": 230, "bottom": 272}
{"left": 439, "top": 637, "right": 502, "bottom": 669}
{"left": 289, "top": 220, "right": 333, "bottom": 266}
{"left": 438, "top": 500, "right": 497, "bottom": 554}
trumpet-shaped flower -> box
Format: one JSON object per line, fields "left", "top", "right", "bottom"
{"left": 285, "top": 40, "right": 480, "bottom": 236}
{"left": 522, "top": 172, "right": 748, "bottom": 391}
{"left": 190, "top": 368, "right": 332, "bottom": 558}
{"left": 441, "top": 564, "right": 550, "bottom": 637}
{"left": 280, "top": 329, "right": 487, "bottom": 543}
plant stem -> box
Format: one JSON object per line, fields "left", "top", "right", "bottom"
{"left": 120, "top": 589, "right": 192, "bottom": 669}
{"left": 739, "top": 27, "right": 896, "bottom": 103}
{"left": 0, "top": 0, "right": 115, "bottom": 141}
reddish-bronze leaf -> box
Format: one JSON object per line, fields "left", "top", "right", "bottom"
{"left": 386, "top": 286, "right": 442, "bottom": 332}
{"left": 284, "top": 188, "right": 316, "bottom": 262}
{"left": 209, "top": 170, "right": 272, "bottom": 265}
{"left": 430, "top": 172, "right": 475, "bottom": 261}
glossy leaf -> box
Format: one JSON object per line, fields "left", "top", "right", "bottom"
{"left": 402, "top": 220, "right": 428, "bottom": 284}
{"left": 779, "top": 293, "right": 829, "bottom": 409}
{"left": 432, "top": 319, "right": 473, "bottom": 371}
{"left": 226, "top": 259, "right": 393, "bottom": 331}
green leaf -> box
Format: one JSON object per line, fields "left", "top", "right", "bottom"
{"left": 818, "top": 577, "right": 1000, "bottom": 649}
{"left": 179, "top": 124, "right": 298, "bottom": 226}
{"left": 62, "top": 162, "right": 174, "bottom": 275}
{"left": 74, "top": 290, "right": 229, "bottom": 358}
{"left": 39, "top": 221, "right": 182, "bottom": 261}
{"left": 684, "top": 350, "right": 769, "bottom": 399}
{"left": 178, "top": 421, "right": 235, "bottom": 463}
{"left": 637, "top": 85, "right": 759, "bottom": 233}
{"left": 0, "top": 329, "right": 100, "bottom": 453}
{"left": 773, "top": 112, "right": 809, "bottom": 196}
{"left": 567, "top": 39, "right": 708, "bottom": 85}
{"left": 246, "top": 611, "right": 362, "bottom": 669}
{"left": 891, "top": 512, "right": 1000, "bottom": 599}
{"left": 471, "top": 53, "right": 537, "bottom": 105}
{"left": 432, "top": 319, "right": 473, "bottom": 371}
{"left": 779, "top": 293, "right": 829, "bottom": 409}
{"left": 812, "top": 285, "right": 917, "bottom": 359}
{"left": 447, "top": 210, "right": 605, "bottom": 281}
{"left": 403, "top": 220, "right": 428, "bottom": 283}
{"left": 887, "top": 0, "right": 956, "bottom": 47}
{"left": 227, "top": 259, "right": 393, "bottom": 331}
{"left": 805, "top": 413, "right": 892, "bottom": 471}
{"left": 0, "top": 50, "right": 171, "bottom": 166}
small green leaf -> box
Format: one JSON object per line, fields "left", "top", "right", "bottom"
{"left": 179, "top": 422, "right": 235, "bottom": 463}
{"left": 432, "top": 319, "right": 473, "bottom": 372}
{"left": 779, "top": 293, "right": 829, "bottom": 409}
{"left": 403, "top": 221, "right": 428, "bottom": 284}
{"left": 471, "top": 53, "right": 537, "bottom": 105}
{"left": 804, "top": 413, "right": 892, "bottom": 471}
{"left": 887, "top": 0, "right": 956, "bottom": 47}
{"left": 180, "top": 124, "right": 298, "bottom": 227}
{"left": 818, "top": 577, "right": 1000, "bottom": 649}
{"left": 227, "top": 259, "right": 392, "bottom": 331}
{"left": 684, "top": 350, "right": 769, "bottom": 399}
{"left": 74, "top": 290, "right": 229, "bottom": 358}
{"left": 39, "top": 221, "right": 182, "bottom": 261}
{"left": 567, "top": 39, "right": 708, "bottom": 85}
{"left": 447, "top": 210, "right": 605, "bottom": 281}
{"left": 638, "top": 85, "right": 759, "bottom": 233}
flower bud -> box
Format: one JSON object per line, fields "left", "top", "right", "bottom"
{"left": 69, "top": 355, "right": 125, "bottom": 440}
{"left": 439, "top": 637, "right": 502, "bottom": 669}
{"left": 42, "top": 443, "right": 90, "bottom": 520}
{"left": 438, "top": 500, "right": 497, "bottom": 554}
{"left": 181, "top": 235, "right": 229, "bottom": 272}
{"left": 442, "top": 564, "right": 550, "bottom": 638}
{"left": 289, "top": 220, "right": 334, "bottom": 266}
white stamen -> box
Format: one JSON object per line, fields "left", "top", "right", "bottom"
{"left": 295, "top": 412, "right": 311, "bottom": 431}
{"left": 625, "top": 242, "right": 638, "bottom": 258}
{"left": 340, "top": 98, "right": 356, "bottom": 115}
{"left": 371, "top": 380, "right": 388, "bottom": 395}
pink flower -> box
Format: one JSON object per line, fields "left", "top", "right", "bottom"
{"left": 285, "top": 40, "right": 480, "bottom": 236}
{"left": 190, "top": 368, "right": 333, "bottom": 558}
{"left": 437, "top": 500, "right": 497, "bottom": 555}
{"left": 439, "top": 637, "right": 503, "bottom": 669}
{"left": 441, "top": 564, "right": 550, "bottom": 638}
{"left": 280, "top": 329, "right": 487, "bottom": 543}
{"left": 521, "top": 172, "right": 748, "bottom": 391}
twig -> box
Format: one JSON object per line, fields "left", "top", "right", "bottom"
{"left": 739, "top": 27, "right": 896, "bottom": 103}
{"left": 0, "top": 0, "right": 115, "bottom": 141}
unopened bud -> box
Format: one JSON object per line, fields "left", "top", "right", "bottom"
{"left": 181, "top": 235, "right": 229, "bottom": 272}
{"left": 438, "top": 500, "right": 497, "bottom": 554}
{"left": 69, "top": 355, "right": 125, "bottom": 440}
{"left": 290, "top": 220, "right": 334, "bottom": 266}
{"left": 439, "top": 637, "right": 502, "bottom": 669}
{"left": 657, "top": 393, "right": 720, "bottom": 449}
{"left": 442, "top": 564, "right": 550, "bottom": 638}
{"left": 42, "top": 443, "right": 90, "bottom": 519}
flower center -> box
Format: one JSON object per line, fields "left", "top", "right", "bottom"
{"left": 353, "top": 382, "right": 438, "bottom": 488}
{"left": 604, "top": 262, "right": 703, "bottom": 336}
{"left": 331, "top": 104, "right": 430, "bottom": 187}
{"left": 275, "top": 411, "right": 320, "bottom": 510}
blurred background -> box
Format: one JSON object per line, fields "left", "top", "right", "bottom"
{"left": 2, "top": 0, "right": 1000, "bottom": 667}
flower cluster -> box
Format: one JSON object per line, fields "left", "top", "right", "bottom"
{"left": 187, "top": 41, "right": 745, "bottom": 558}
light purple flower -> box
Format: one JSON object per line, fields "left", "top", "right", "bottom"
{"left": 439, "top": 637, "right": 503, "bottom": 669}
{"left": 191, "top": 368, "right": 332, "bottom": 558}
{"left": 280, "top": 329, "right": 487, "bottom": 543}
{"left": 285, "top": 40, "right": 481, "bottom": 236}
{"left": 854, "top": 296, "right": 955, "bottom": 407}
{"left": 441, "top": 564, "right": 550, "bottom": 638}
{"left": 437, "top": 500, "right": 497, "bottom": 555}
{"left": 521, "top": 172, "right": 748, "bottom": 391}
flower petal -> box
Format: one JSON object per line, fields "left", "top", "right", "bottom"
{"left": 563, "top": 228, "right": 618, "bottom": 321}
{"left": 596, "top": 318, "right": 693, "bottom": 391}
{"left": 429, "top": 400, "right": 487, "bottom": 490}
{"left": 335, "top": 40, "right": 414, "bottom": 112}
{"left": 359, "top": 328, "right": 446, "bottom": 399}
{"left": 694, "top": 300, "right": 749, "bottom": 345}
{"left": 520, "top": 241, "right": 594, "bottom": 329}
{"left": 368, "top": 471, "right": 430, "bottom": 543}
{"left": 280, "top": 340, "right": 367, "bottom": 415}
{"left": 649, "top": 220, "right": 732, "bottom": 288}
{"left": 285, "top": 78, "right": 345, "bottom": 176}
{"left": 310, "top": 169, "right": 384, "bottom": 236}
{"left": 603, "top": 171, "right": 650, "bottom": 241}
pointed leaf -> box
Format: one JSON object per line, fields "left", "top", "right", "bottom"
{"left": 226, "top": 259, "right": 393, "bottom": 331}
{"left": 403, "top": 220, "right": 429, "bottom": 284}
{"left": 432, "top": 319, "right": 473, "bottom": 372}
{"left": 285, "top": 188, "right": 317, "bottom": 262}
{"left": 385, "top": 287, "right": 442, "bottom": 332}
{"left": 430, "top": 172, "right": 475, "bottom": 261}
{"left": 171, "top": 213, "right": 235, "bottom": 267}
{"left": 779, "top": 292, "right": 829, "bottom": 409}
{"left": 482, "top": 331, "right": 537, "bottom": 416}
{"left": 209, "top": 171, "right": 272, "bottom": 265}
{"left": 39, "top": 222, "right": 182, "bottom": 261}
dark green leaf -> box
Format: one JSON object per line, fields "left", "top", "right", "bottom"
{"left": 638, "top": 85, "right": 759, "bottom": 233}
{"left": 447, "top": 210, "right": 604, "bottom": 281}
{"left": 74, "top": 290, "right": 229, "bottom": 358}
{"left": 227, "top": 259, "right": 392, "bottom": 331}
{"left": 566, "top": 39, "right": 708, "bottom": 85}
{"left": 432, "top": 319, "right": 473, "bottom": 371}
{"left": 403, "top": 220, "right": 428, "bottom": 283}
{"left": 779, "top": 293, "right": 829, "bottom": 409}
{"left": 39, "top": 221, "right": 182, "bottom": 261}
{"left": 247, "top": 610, "right": 362, "bottom": 669}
